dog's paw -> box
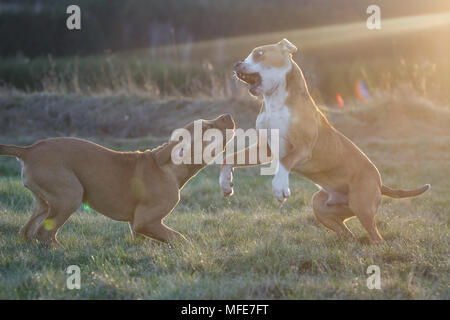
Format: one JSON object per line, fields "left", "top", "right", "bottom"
{"left": 219, "top": 165, "right": 234, "bottom": 197}
{"left": 272, "top": 184, "right": 291, "bottom": 203}
{"left": 272, "top": 164, "right": 290, "bottom": 203}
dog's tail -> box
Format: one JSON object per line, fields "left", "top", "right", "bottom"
{"left": 0, "top": 144, "right": 27, "bottom": 159}
{"left": 381, "top": 184, "right": 430, "bottom": 199}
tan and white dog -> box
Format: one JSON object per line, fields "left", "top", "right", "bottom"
{"left": 0, "top": 114, "right": 235, "bottom": 246}
{"left": 220, "top": 39, "right": 430, "bottom": 243}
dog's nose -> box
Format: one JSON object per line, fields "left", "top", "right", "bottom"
{"left": 234, "top": 61, "right": 243, "bottom": 70}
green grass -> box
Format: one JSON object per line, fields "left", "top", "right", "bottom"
{"left": 0, "top": 142, "right": 448, "bottom": 298}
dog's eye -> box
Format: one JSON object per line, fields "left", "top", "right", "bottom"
{"left": 254, "top": 50, "right": 264, "bottom": 59}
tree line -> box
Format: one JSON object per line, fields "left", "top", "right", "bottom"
{"left": 0, "top": 0, "right": 441, "bottom": 58}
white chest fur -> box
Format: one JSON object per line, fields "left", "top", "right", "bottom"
{"left": 256, "top": 107, "right": 290, "bottom": 133}
{"left": 256, "top": 88, "right": 291, "bottom": 158}
{"left": 256, "top": 106, "right": 290, "bottom": 158}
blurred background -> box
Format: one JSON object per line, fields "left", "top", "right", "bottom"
{"left": 0, "top": 1, "right": 449, "bottom": 299}
{"left": 0, "top": 0, "right": 449, "bottom": 148}
{"left": 0, "top": 0, "right": 449, "bottom": 104}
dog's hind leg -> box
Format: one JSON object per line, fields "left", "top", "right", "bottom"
{"left": 348, "top": 182, "right": 383, "bottom": 243}
{"left": 34, "top": 197, "right": 82, "bottom": 246}
{"left": 33, "top": 174, "right": 83, "bottom": 246}
{"left": 19, "top": 194, "right": 48, "bottom": 241}
{"left": 312, "top": 190, "right": 355, "bottom": 239}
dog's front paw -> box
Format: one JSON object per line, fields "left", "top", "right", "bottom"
{"left": 219, "top": 165, "right": 234, "bottom": 197}
{"left": 272, "top": 165, "right": 291, "bottom": 203}
{"left": 272, "top": 184, "right": 291, "bottom": 203}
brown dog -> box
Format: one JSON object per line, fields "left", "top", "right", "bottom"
{"left": 0, "top": 114, "right": 235, "bottom": 245}
{"left": 220, "top": 39, "right": 429, "bottom": 243}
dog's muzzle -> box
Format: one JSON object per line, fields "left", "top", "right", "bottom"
{"left": 234, "top": 62, "right": 262, "bottom": 96}
{"left": 236, "top": 72, "right": 261, "bottom": 85}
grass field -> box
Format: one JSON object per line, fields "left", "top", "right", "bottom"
{"left": 0, "top": 92, "right": 448, "bottom": 299}
{"left": 0, "top": 7, "right": 449, "bottom": 299}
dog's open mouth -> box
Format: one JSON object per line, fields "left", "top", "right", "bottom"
{"left": 236, "top": 71, "right": 262, "bottom": 95}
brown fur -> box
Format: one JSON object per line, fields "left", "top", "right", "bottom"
{"left": 0, "top": 114, "right": 235, "bottom": 246}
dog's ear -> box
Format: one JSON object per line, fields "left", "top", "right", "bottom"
{"left": 278, "top": 38, "right": 297, "bottom": 54}
{"left": 152, "top": 141, "right": 176, "bottom": 166}
{"left": 153, "top": 139, "right": 189, "bottom": 166}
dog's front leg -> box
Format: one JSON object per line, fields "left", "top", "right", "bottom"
{"left": 132, "top": 203, "right": 186, "bottom": 244}
{"left": 219, "top": 136, "right": 272, "bottom": 197}
{"left": 271, "top": 136, "right": 294, "bottom": 203}
{"left": 271, "top": 160, "right": 291, "bottom": 203}
{"left": 220, "top": 164, "right": 234, "bottom": 197}
{"left": 271, "top": 146, "right": 313, "bottom": 203}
